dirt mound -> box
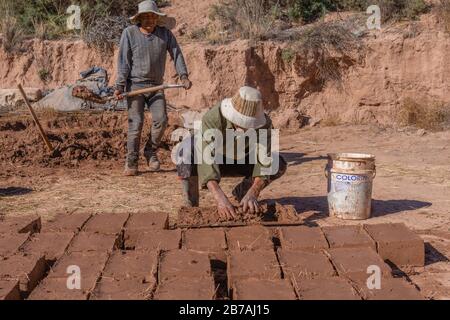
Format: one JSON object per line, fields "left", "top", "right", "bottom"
{"left": 0, "top": 112, "right": 182, "bottom": 168}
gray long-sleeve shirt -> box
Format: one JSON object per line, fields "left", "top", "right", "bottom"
{"left": 115, "top": 25, "right": 188, "bottom": 92}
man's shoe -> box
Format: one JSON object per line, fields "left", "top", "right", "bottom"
{"left": 148, "top": 154, "right": 161, "bottom": 172}
{"left": 123, "top": 168, "right": 138, "bottom": 176}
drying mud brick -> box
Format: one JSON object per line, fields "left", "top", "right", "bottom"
{"left": 226, "top": 226, "right": 273, "bottom": 251}
{"left": 32, "top": 252, "right": 110, "bottom": 299}
{"left": 67, "top": 232, "right": 120, "bottom": 253}
{"left": 322, "top": 225, "right": 376, "bottom": 250}
{"left": 279, "top": 226, "right": 328, "bottom": 252}
{"left": 159, "top": 250, "right": 212, "bottom": 282}
{"left": 232, "top": 279, "right": 296, "bottom": 300}
{"left": 154, "top": 277, "right": 216, "bottom": 300}
{"left": 0, "top": 253, "right": 47, "bottom": 296}
{"left": 28, "top": 277, "right": 96, "bottom": 300}
{"left": 102, "top": 250, "right": 158, "bottom": 284}
{"left": 21, "top": 232, "right": 74, "bottom": 263}
{"left": 364, "top": 223, "right": 425, "bottom": 267}
{"left": 294, "top": 277, "right": 361, "bottom": 300}
{"left": 277, "top": 250, "right": 336, "bottom": 279}
{"left": 48, "top": 251, "right": 109, "bottom": 280}
{"left": 184, "top": 228, "right": 227, "bottom": 252}
{"left": 125, "top": 212, "right": 169, "bottom": 232}
{"left": 0, "top": 215, "right": 41, "bottom": 234}
{"left": 83, "top": 212, "right": 129, "bottom": 235}
{"left": 0, "top": 233, "right": 29, "bottom": 257}
{"left": 357, "top": 278, "right": 424, "bottom": 300}
{"left": 124, "top": 229, "right": 181, "bottom": 251}
{"left": 90, "top": 278, "right": 155, "bottom": 300}
{"left": 0, "top": 280, "right": 21, "bottom": 300}
{"left": 327, "top": 247, "right": 392, "bottom": 282}
{"left": 227, "top": 250, "right": 281, "bottom": 291}
{"left": 42, "top": 212, "right": 92, "bottom": 233}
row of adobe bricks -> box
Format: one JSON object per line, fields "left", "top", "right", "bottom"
{"left": 1, "top": 212, "right": 425, "bottom": 300}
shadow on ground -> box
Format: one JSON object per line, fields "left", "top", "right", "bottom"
{"left": 272, "top": 196, "right": 432, "bottom": 225}
{"left": 281, "top": 152, "right": 327, "bottom": 167}
{"left": 0, "top": 187, "right": 33, "bottom": 197}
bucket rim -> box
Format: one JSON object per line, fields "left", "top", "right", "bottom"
{"left": 328, "top": 153, "right": 376, "bottom": 161}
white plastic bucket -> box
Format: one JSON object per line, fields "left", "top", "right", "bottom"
{"left": 325, "top": 153, "right": 376, "bottom": 220}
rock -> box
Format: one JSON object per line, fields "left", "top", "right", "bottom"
{"left": 417, "top": 129, "right": 427, "bottom": 136}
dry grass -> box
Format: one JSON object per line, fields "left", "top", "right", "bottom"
{"left": 437, "top": 0, "right": 450, "bottom": 33}
{"left": 0, "top": 12, "right": 24, "bottom": 53}
{"left": 396, "top": 98, "right": 450, "bottom": 131}
{"left": 209, "top": 0, "right": 280, "bottom": 41}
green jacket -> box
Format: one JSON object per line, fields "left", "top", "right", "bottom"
{"left": 198, "top": 103, "right": 274, "bottom": 188}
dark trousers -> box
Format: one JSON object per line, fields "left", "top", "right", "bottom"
{"left": 176, "top": 135, "right": 288, "bottom": 185}
{"left": 126, "top": 84, "right": 168, "bottom": 168}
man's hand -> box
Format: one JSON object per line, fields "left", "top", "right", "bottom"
{"left": 217, "top": 194, "right": 237, "bottom": 220}
{"left": 181, "top": 76, "right": 192, "bottom": 90}
{"left": 114, "top": 90, "right": 124, "bottom": 100}
{"left": 240, "top": 189, "right": 261, "bottom": 215}
{"left": 239, "top": 177, "right": 267, "bottom": 214}
{"left": 207, "top": 180, "right": 236, "bottom": 220}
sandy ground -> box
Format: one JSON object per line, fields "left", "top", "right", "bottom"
{"left": 1, "top": 124, "right": 449, "bottom": 299}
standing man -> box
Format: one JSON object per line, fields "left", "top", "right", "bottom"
{"left": 115, "top": 0, "right": 192, "bottom": 176}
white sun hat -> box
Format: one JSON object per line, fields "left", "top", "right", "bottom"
{"left": 130, "top": 0, "right": 176, "bottom": 29}
{"left": 220, "top": 86, "right": 267, "bottom": 129}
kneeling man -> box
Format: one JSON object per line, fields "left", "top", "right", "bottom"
{"left": 177, "top": 86, "right": 287, "bottom": 220}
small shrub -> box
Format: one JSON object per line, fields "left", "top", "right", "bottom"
{"left": 281, "top": 47, "right": 296, "bottom": 63}
{"left": 38, "top": 68, "right": 51, "bottom": 83}
{"left": 396, "top": 99, "right": 450, "bottom": 131}
{"left": 295, "top": 21, "right": 360, "bottom": 84}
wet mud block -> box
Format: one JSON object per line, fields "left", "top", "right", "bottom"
{"left": 357, "top": 277, "right": 424, "bottom": 300}
{"left": 227, "top": 250, "right": 281, "bottom": 292}
{"left": 42, "top": 212, "right": 92, "bottom": 233}
{"left": 153, "top": 277, "right": 216, "bottom": 300}
{"left": 322, "top": 225, "right": 376, "bottom": 250}
{"left": 226, "top": 226, "right": 274, "bottom": 251}
{"left": 183, "top": 228, "right": 227, "bottom": 252}
{"left": 48, "top": 251, "right": 109, "bottom": 280}
{"left": 28, "top": 277, "right": 97, "bottom": 300}
{"left": 90, "top": 278, "right": 155, "bottom": 300}
{"left": 159, "top": 250, "right": 212, "bottom": 282}
{"left": 83, "top": 212, "right": 129, "bottom": 235}
{"left": 0, "top": 253, "right": 47, "bottom": 296}
{"left": 279, "top": 226, "right": 329, "bottom": 252}
{"left": 102, "top": 250, "right": 158, "bottom": 283}
{"left": 125, "top": 212, "right": 169, "bottom": 232}
{"left": 124, "top": 229, "right": 181, "bottom": 251}
{"left": 30, "top": 251, "right": 110, "bottom": 300}
{"left": 277, "top": 249, "right": 336, "bottom": 279}
{"left": 294, "top": 277, "right": 361, "bottom": 300}
{"left": 232, "top": 279, "right": 297, "bottom": 300}
{"left": 21, "top": 232, "right": 75, "bottom": 263}
{"left": 0, "top": 280, "right": 21, "bottom": 300}
{"left": 0, "top": 233, "right": 29, "bottom": 257}
{"left": 364, "top": 223, "right": 425, "bottom": 267}
{"left": 67, "top": 232, "right": 120, "bottom": 253}
{"left": 327, "top": 247, "right": 392, "bottom": 282}
{"left": 0, "top": 215, "right": 41, "bottom": 234}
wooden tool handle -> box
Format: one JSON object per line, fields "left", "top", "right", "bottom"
{"left": 124, "top": 84, "right": 167, "bottom": 98}
{"left": 17, "top": 84, "right": 54, "bottom": 152}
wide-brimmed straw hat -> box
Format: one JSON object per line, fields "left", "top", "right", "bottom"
{"left": 130, "top": 0, "right": 176, "bottom": 29}
{"left": 220, "top": 86, "right": 267, "bottom": 129}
